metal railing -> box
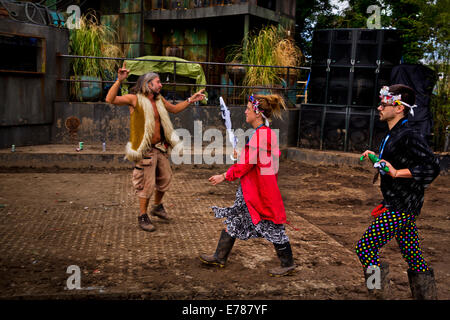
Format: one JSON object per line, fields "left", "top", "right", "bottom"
{"left": 149, "top": 0, "right": 248, "bottom": 11}
{"left": 56, "top": 53, "right": 311, "bottom": 106}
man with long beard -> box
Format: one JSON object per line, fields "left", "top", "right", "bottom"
{"left": 106, "top": 63, "right": 205, "bottom": 232}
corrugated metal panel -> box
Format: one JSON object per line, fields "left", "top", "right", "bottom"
{"left": 120, "top": 0, "right": 142, "bottom": 13}
{"left": 100, "top": 14, "right": 120, "bottom": 33}
{"left": 185, "top": 28, "right": 207, "bottom": 45}
{"left": 162, "top": 29, "right": 184, "bottom": 46}
{"left": 184, "top": 28, "right": 207, "bottom": 61}
{"left": 127, "top": 44, "right": 141, "bottom": 58}
{"left": 120, "top": 13, "right": 142, "bottom": 57}
{"left": 0, "top": 19, "right": 69, "bottom": 148}
{"left": 120, "top": 13, "right": 141, "bottom": 42}
{"left": 143, "top": 24, "right": 160, "bottom": 55}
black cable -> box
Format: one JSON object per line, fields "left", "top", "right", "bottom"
{"left": 1, "top": 0, "right": 93, "bottom": 26}
{"left": 24, "top": 2, "right": 48, "bottom": 25}
{"left": 0, "top": 0, "right": 22, "bottom": 22}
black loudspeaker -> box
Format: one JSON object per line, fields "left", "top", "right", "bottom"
{"left": 300, "top": 28, "right": 402, "bottom": 152}
{"left": 308, "top": 66, "right": 327, "bottom": 104}
{"left": 390, "top": 64, "right": 438, "bottom": 137}
{"left": 298, "top": 105, "right": 322, "bottom": 149}
{"left": 348, "top": 107, "right": 372, "bottom": 152}
{"left": 311, "top": 30, "right": 332, "bottom": 65}
{"left": 323, "top": 109, "right": 346, "bottom": 150}
{"left": 309, "top": 29, "right": 402, "bottom": 105}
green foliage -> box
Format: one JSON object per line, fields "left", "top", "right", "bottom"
{"left": 295, "top": 0, "right": 336, "bottom": 58}
{"left": 430, "top": 64, "right": 450, "bottom": 151}
{"left": 227, "top": 25, "right": 303, "bottom": 94}
{"left": 69, "top": 12, "right": 123, "bottom": 100}
{"left": 295, "top": 0, "right": 450, "bottom": 149}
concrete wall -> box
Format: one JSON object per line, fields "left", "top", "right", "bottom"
{"left": 0, "top": 17, "right": 69, "bottom": 149}
{"left": 52, "top": 102, "right": 299, "bottom": 148}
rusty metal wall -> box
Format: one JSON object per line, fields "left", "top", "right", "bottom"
{"left": 120, "top": 0, "right": 142, "bottom": 12}
{"left": 51, "top": 102, "right": 299, "bottom": 148}
{"left": 0, "top": 17, "right": 69, "bottom": 149}
{"left": 184, "top": 28, "right": 207, "bottom": 61}
{"left": 143, "top": 22, "right": 161, "bottom": 55}
{"left": 101, "top": 14, "right": 120, "bottom": 33}
{"left": 276, "top": 0, "right": 296, "bottom": 18}
{"left": 114, "top": 0, "right": 143, "bottom": 58}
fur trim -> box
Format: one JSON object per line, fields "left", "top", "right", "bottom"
{"left": 125, "top": 95, "right": 181, "bottom": 162}
{"left": 124, "top": 142, "right": 142, "bottom": 162}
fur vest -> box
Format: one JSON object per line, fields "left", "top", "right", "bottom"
{"left": 125, "top": 94, "right": 179, "bottom": 162}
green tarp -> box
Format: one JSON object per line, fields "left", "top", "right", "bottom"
{"left": 123, "top": 56, "right": 207, "bottom": 104}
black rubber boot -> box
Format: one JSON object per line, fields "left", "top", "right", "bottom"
{"left": 269, "top": 242, "right": 296, "bottom": 277}
{"left": 199, "top": 230, "right": 236, "bottom": 268}
{"left": 407, "top": 268, "right": 437, "bottom": 300}
{"left": 363, "top": 261, "right": 390, "bottom": 300}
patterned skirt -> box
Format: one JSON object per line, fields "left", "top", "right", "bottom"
{"left": 211, "top": 185, "right": 289, "bottom": 244}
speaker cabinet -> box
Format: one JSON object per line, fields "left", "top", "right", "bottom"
{"left": 311, "top": 30, "right": 332, "bottom": 65}
{"left": 309, "top": 67, "right": 327, "bottom": 104}
{"left": 327, "top": 68, "right": 350, "bottom": 105}
{"left": 308, "top": 29, "right": 402, "bottom": 109}
{"left": 352, "top": 68, "right": 376, "bottom": 106}
{"left": 299, "top": 29, "right": 402, "bottom": 152}
{"left": 348, "top": 108, "right": 371, "bottom": 152}
{"left": 298, "top": 105, "right": 322, "bottom": 149}
{"left": 323, "top": 109, "right": 346, "bottom": 151}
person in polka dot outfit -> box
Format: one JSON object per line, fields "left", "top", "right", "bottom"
{"left": 357, "top": 84, "right": 440, "bottom": 300}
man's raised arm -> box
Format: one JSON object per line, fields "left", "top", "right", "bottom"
{"left": 162, "top": 89, "right": 206, "bottom": 114}
{"left": 105, "top": 61, "right": 136, "bottom": 106}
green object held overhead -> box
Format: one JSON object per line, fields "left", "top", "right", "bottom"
{"left": 123, "top": 56, "right": 207, "bottom": 104}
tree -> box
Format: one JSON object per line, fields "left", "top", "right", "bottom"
{"left": 295, "top": 0, "right": 449, "bottom": 149}
{"left": 295, "top": 0, "right": 336, "bottom": 59}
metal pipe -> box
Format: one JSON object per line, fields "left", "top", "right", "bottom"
{"left": 286, "top": 67, "right": 290, "bottom": 95}
{"left": 56, "top": 53, "right": 310, "bottom": 70}
{"left": 56, "top": 78, "right": 303, "bottom": 91}
{"left": 173, "top": 61, "right": 177, "bottom": 104}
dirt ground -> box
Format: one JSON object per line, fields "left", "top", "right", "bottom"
{"left": 0, "top": 160, "right": 448, "bottom": 300}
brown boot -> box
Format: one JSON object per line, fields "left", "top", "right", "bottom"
{"left": 150, "top": 203, "right": 170, "bottom": 221}
{"left": 199, "top": 230, "right": 235, "bottom": 268}
{"left": 407, "top": 268, "right": 437, "bottom": 300}
{"left": 269, "top": 242, "right": 296, "bottom": 277}
{"left": 138, "top": 213, "right": 156, "bottom": 232}
{"left": 363, "top": 262, "right": 390, "bottom": 300}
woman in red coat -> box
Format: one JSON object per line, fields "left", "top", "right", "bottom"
{"left": 199, "top": 94, "right": 296, "bottom": 276}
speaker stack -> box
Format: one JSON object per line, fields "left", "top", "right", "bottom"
{"left": 298, "top": 28, "right": 402, "bottom": 152}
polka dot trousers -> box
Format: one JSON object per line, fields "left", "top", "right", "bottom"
{"left": 355, "top": 210, "right": 429, "bottom": 272}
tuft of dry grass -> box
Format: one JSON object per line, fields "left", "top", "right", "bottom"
{"left": 69, "top": 11, "right": 124, "bottom": 100}
{"left": 227, "top": 25, "right": 303, "bottom": 95}
{"left": 273, "top": 39, "right": 304, "bottom": 69}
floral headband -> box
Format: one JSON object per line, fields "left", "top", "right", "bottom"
{"left": 249, "top": 95, "right": 269, "bottom": 126}
{"left": 379, "top": 86, "right": 417, "bottom": 116}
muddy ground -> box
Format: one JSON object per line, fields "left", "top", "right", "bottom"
{"left": 0, "top": 160, "right": 448, "bottom": 300}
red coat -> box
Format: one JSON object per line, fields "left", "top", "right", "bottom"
{"left": 225, "top": 126, "right": 286, "bottom": 225}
